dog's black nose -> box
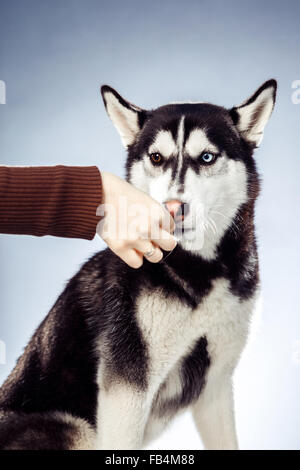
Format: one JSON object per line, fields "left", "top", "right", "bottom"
{"left": 164, "top": 200, "right": 190, "bottom": 221}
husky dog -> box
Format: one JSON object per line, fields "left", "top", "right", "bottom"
{"left": 0, "top": 80, "right": 277, "bottom": 450}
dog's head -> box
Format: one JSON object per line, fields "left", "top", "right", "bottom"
{"left": 101, "top": 80, "right": 277, "bottom": 258}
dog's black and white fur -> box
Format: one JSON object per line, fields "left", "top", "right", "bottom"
{"left": 0, "top": 80, "right": 277, "bottom": 450}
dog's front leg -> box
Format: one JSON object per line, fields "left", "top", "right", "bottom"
{"left": 191, "top": 373, "right": 238, "bottom": 450}
{"left": 96, "top": 384, "right": 151, "bottom": 450}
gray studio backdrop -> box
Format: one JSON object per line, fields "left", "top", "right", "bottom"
{"left": 0, "top": 0, "right": 299, "bottom": 450}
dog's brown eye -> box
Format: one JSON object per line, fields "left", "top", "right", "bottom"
{"left": 150, "top": 153, "right": 163, "bottom": 165}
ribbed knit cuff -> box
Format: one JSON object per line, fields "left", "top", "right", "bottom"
{"left": 0, "top": 165, "right": 103, "bottom": 240}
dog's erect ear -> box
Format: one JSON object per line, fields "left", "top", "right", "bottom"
{"left": 230, "top": 79, "right": 277, "bottom": 147}
{"left": 101, "top": 85, "right": 147, "bottom": 147}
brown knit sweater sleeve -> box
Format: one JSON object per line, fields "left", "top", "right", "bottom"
{"left": 0, "top": 165, "right": 102, "bottom": 240}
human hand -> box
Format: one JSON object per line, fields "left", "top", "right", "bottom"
{"left": 96, "top": 172, "right": 176, "bottom": 268}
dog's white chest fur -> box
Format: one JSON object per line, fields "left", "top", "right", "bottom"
{"left": 137, "top": 277, "right": 255, "bottom": 377}
{"left": 135, "top": 278, "right": 257, "bottom": 444}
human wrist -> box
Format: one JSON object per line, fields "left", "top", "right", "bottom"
{"left": 100, "top": 171, "right": 120, "bottom": 205}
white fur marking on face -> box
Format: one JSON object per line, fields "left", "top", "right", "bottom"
{"left": 177, "top": 116, "right": 185, "bottom": 153}
{"left": 129, "top": 160, "right": 149, "bottom": 192}
{"left": 176, "top": 116, "right": 185, "bottom": 174}
{"left": 174, "top": 159, "right": 248, "bottom": 258}
{"left": 149, "top": 130, "right": 176, "bottom": 158}
{"left": 185, "top": 129, "right": 219, "bottom": 158}
{"left": 148, "top": 168, "right": 173, "bottom": 204}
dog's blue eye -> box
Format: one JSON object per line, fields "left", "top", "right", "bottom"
{"left": 201, "top": 152, "right": 215, "bottom": 164}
